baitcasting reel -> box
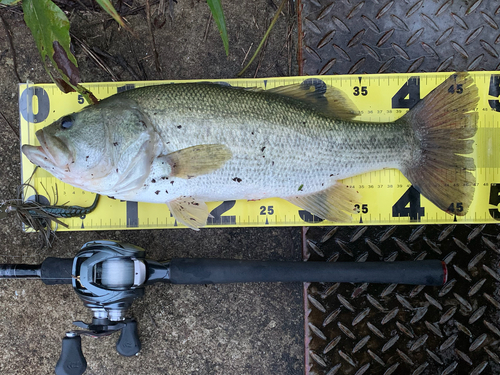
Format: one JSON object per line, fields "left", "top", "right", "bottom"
{"left": 0, "top": 240, "right": 447, "bottom": 375}
{"left": 59, "top": 241, "right": 150, "bottom": 374}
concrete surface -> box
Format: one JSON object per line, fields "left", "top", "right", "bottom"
{"left": 0, "top": 1, "right": 303, "bottom": 374}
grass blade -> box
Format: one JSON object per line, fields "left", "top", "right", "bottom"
{"left": 237, "top": 0, "right": 287, "bottom": 77}
{"left": 95, "top": 0, "right": 130, "bottom": 30}
{"left": 207, "top": 0, "right": 229, "bottom": 56}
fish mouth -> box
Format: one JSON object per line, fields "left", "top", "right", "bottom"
{"left": 22, "top": 129, "right": 73, "bottom": 171}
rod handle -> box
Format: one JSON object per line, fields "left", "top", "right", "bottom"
{"left": 41, "top": 258, "right": 74, "bottom": 285}
{"left": 168, "top": 259, "right": 447, "bottom": 286}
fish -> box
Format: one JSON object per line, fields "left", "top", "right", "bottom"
{"left": 22, "top": 73, "right": 479, "bottom": 230}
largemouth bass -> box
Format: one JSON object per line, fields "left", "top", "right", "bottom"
{"left": 22, "top": 74, "right": 478, "bottom": 229}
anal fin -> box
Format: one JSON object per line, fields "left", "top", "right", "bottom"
{"left": 286, "top": 182, "right": 359, "bottom": 223}
{"left": 167, "top": 197, "right": 209, "bottom": 230}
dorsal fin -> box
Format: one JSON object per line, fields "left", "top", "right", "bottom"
{"left": 267, "top": 78, "right": 360, "bottom": 120}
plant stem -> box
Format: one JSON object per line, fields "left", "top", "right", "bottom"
{"left": 237, "top": 0, "right": 287, "bottom": 77}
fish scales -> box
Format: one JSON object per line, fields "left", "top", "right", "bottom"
{"left": 123, "top": 84, "right": 408, "bottom": 202}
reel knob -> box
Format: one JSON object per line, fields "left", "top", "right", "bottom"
{"left": 116, "top": 319, "right": 141, "bottom": 357}
{"left": 55, "top": 332, "right": 87, "bottom": 375}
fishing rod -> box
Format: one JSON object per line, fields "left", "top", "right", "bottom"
{"left": 0, "top": 240, "right": 447, "bottom": 375}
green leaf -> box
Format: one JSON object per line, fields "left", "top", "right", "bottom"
{"left": 207, "top": 0, "right": 229, "bottom": 56}
{"left": 22, "top": 0, "right": 80, "bottom": 86}
{"left": 0, "top": 0, "right": 22, "bottom": 5}
{"left": 95, "top": 0, "right": 129, "bottom": 30}
{"left": 22, "top": 0, "right": 97, "bottom": 104}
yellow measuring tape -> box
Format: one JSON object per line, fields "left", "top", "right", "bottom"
{"left": 19, "top": 72, "right": 500, "bottom": 231}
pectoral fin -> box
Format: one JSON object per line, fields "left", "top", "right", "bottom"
{"left": 268, "top": 79, "right": 360, "bottom": 120}
{"left": 286, "top": 182, "right": 360, "bottom": 222}
{"left": 159, "top": 144, "right": 232, "bottom": 179}
{"left": 167, "top": 196, "right": 209, "bottom": 230}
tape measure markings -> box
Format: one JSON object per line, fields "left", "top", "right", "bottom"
{"left": 19, "top": 72, "right": 500, "bottom": 230}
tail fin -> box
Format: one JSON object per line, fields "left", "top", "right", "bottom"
{"left": 399, "top": 73, "right": 479, "bottom": 215}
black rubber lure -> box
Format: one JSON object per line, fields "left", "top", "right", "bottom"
{"left": 1, "top": 168, "right": 100, "bottom": 247}
{"left": 1, "top": 194, "right": 100, "bottom": 247}
{"left": 25, "top": 193, "right": 100, "bottom": 219}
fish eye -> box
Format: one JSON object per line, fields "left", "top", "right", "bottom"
{"left": 60, "top": 115, "right": 73, "bottom": 129}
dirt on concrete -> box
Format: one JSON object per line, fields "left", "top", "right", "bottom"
{"left": 0, "top": 1, "right": 303, "bottom": 374}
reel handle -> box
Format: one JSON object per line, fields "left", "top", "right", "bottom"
{"left": 55, "top": 333, "right": 87, "bottom": 375}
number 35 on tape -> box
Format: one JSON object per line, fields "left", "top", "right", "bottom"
{"left": 19, "top": 72, "right": 500, "bottom": 231}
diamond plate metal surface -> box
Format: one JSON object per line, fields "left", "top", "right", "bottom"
{"left": 299, "top": 2, "right": 500, "bottom": 374}
{"left": 304, "top": 224, "right": 500, "bottom": 375}
{"left": 299, "top": 0, "right": 500, "bottom": 75}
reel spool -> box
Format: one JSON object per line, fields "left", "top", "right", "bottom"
{"left": 100, "top": 258, "right": 135, "bottom": 289}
